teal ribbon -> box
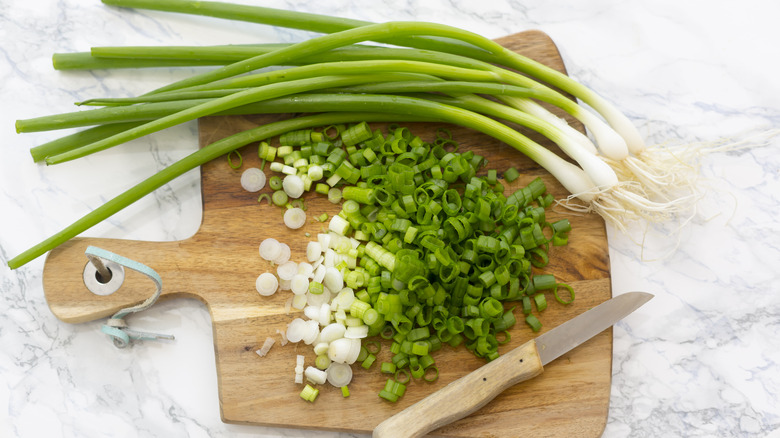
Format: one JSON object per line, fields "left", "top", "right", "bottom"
{"left": 85, "top": 246, "right": 174, "bottom": 348}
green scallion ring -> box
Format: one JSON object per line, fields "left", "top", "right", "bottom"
{"left": 227, "top": 150, "right": 242, "bottom": 169}
{"left": 553, "top": 283, "right": 576, "bottom": 304}
{"left": 422, "top": 366, "right": 439, "bottom": 383}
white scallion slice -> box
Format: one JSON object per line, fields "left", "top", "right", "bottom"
{"left": 277, "top": 261, "right": 299, "bottom": 281}
{"left": 345, "top": 338, "right": 362, "bottom": 364}
{"left": 317, "top": 233, "right": 331, "bottom": 250}
{"left": 328, "top": 215, "right": 350, "bottom": 236}
{"left": 333, "top": 288, "right": 355, "bottom": 311}
{"left": 291, "top": 274, "right": 310, "bottom": 295}
{"left": 313, "top": 342, "right": 329, "bottom": 356}
{"left": 319, "top": 322, "right": 347, "bottom": 343}
{"left": 305, "top": 366, "right": 328, "bottom": 385}
{"left": 323, "top": 267, "right": 343, "bottom": 292}
{"left": 255, "top": 337, "right": 275, "bottom": 357}
{"left": 304, "top": 305, "right": 321, "bottom": 321}
{"left": 273, "top": 243, "right": 291, "bottom": 264}
{"left": 306, "top": 287, "right": 332, "bottom": 308}
{"left": 281, "top": 165, "right": 296, "bottom": 176}
{"left": 306, "top": 241, "right": 323, "bottom": 262}
{"left": 291, "top": 293, "right": 308, "bottom": 309}
{"left": 328, "top": 338, "right": 362, "bottom": 364}
{"left": 307, "top": 165, "right": 324, "bottom": 181}
{"left": 258, "top": 238, "right": 282, "bottom": 261}
{"left": 323, "top": 249, "right": 337, "bottom": 268}
{"left": 302, "top": 319, "right": 320, "bottom": 345}
{"left": 284, "top": 207, "right": 307, "bottom": 230}
{"left": 327, "top": 337, "right": 353, "bottom": 364}
{"left": 333, "top": 308, "right": 347, "bottom": 323}
{"left": 255, "top": 272, "right": 279, "bottom": 296}
{"left": 344, "top": 325, "right": 369, "bottom": 339}
{"left": 240, "top": 167, "right": 266, "bottom": 192}
{"left": 319, "top": 303, "right": 331, "bottom": 326}
{"left": 312, "top": 264, "right": 327, "bottom": 284}
{"left": 286, "top": 318, "right": 308, "bottom": 343}
{"left": 282, "top": 174, "right": 305, "bottom": 198}
{"left": 295, "top": 355, "right": 304, "bottom": 383}
{"left": 329, "top": 232, "right": 352, "bottom": 252}
{"left": 297, "top": 262, "right": 314, "bottom": 278}
{"left": 326, "top": 362, "right": 353, "bottom": 388}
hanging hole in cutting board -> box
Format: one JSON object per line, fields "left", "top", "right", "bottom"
{"left": 83, "top": 259, "right": 125, "bottom": 296}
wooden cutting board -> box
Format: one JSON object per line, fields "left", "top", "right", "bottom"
{"left": 41, "top": 30, "right": 612, "bottom": 437}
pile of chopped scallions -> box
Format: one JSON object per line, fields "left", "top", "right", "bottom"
{"left": 5, "top": 0, "right": 703, "bottom": 269}
{"left": 248, "top": 122, "right": 573, "bottom": 403}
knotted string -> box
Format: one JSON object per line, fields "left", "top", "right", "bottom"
{"left": 85, "top": 246, "right": 174, "bottom": 348}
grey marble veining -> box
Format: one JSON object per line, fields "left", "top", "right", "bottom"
{"left": 2, "top": 0, "right": 779, "bottom": 437}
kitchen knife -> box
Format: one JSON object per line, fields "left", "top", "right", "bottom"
{"left": 372, "top": 291, "right": 653, "bottom": 438}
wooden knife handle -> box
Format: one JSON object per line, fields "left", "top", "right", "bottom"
{"left": 373, "top": 339, "right": 544, "bottom": 438}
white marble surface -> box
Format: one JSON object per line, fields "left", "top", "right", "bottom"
{"left": 1, "top": 0, "right": 779, "bottom": 437}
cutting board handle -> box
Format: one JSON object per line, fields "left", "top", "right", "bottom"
{"left": 373, "top": 340, "right": 544, "bottom": 438}
{"left": 42, "top": 236, "right": 196, "bottom": 324}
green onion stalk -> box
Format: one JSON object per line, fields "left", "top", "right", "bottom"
{"left": 18, "top": 75, "right": 616, "bottom": 191}
{"left": 17, "top": 58, "right": 619, "bottom": 192}
{"left": 19, "top": 57, "right": 623, "bottom": 193}
{"left": 98, "top": 0, "right": 709, "bottom": 207}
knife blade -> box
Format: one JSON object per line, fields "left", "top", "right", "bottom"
{"left": 372, "top": 291, "right": 653, "bottom": 438}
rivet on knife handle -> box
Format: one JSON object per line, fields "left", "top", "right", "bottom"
{"left": 372, "top": 339, "right": 544, "bottom": 438}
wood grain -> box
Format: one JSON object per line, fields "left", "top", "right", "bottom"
{"left": 41, "top": 30, "right": 612, "bottom": 437}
